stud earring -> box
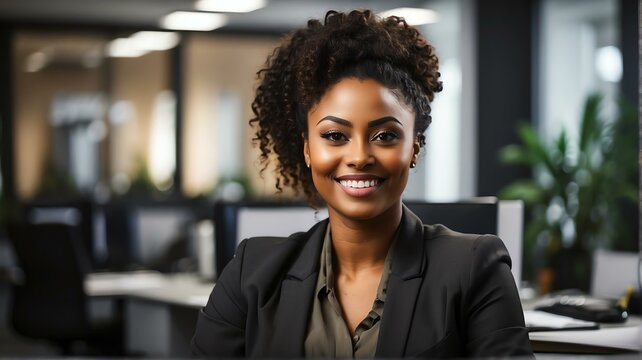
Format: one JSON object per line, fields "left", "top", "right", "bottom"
{"left": 410, "top": 162, "right": 416, "bottom": 168}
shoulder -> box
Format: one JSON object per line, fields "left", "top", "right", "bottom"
{"left": 420, "top": 224, "right": 512, "bottom": 277}
{"left": 241, "top": 231, "right": 309, "bottom": 260}
{"left": 228, "top": 220, "right": 325, "bottom": 286}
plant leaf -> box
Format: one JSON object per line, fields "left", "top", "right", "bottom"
{"left": 498, "top": 180, "right": 545, "bottom": 204}
{"left": 498, "top": 144, "right": 534, "bottom": 165}
{"left": 579, "top": 94, "right": 602, "bottom": 152}
{"left": 517, "top": 123, "right": 557, "bottom": 176}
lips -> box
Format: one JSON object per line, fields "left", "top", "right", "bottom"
{"left": 335, "top": 175, "right": 385, "bottom": 197}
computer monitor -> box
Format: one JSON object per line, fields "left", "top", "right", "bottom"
{"left": 132, "top": 206, "right": 195, "bottom": 270}
{"left": 213, "top": 201, "right": 328, "bottom": 277}
{"left": 111, "top": 200, "right": 211, "bottom": 271}
{"left": 404, "top": 199, "right": 524, "bottom": 286}
{"left": 213, "top": 199, "right": 523, "bottom": 285}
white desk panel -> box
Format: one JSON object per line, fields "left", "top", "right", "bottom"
{"left": 86, "top": 271, "right": 213, "bottom": 308}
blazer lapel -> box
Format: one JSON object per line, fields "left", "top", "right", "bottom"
{"left": 376, "top": 205, "right": 426, "bottom": 357}
{"left": 268, "top": 220, "right": 327, "bottom": 357}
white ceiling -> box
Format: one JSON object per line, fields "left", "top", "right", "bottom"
{"left": 0, "top": 0, "right": 428, "bottom": 32}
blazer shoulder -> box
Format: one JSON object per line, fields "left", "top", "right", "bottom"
{"left": 421, "top": 224, "right": 512, "bottom": 271}
{"left": 234, "top": 220, "right": 325, "bottom": 286}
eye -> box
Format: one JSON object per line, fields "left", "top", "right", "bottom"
{"left": 372, "top": 131, "right": 399, "bottom": 142}
{"left": 320, "top": 131, "right": 348, "bottom": 142}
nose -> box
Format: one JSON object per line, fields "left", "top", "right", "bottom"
{"left": 346, "top": 138, "right": 375, "bottom": 169}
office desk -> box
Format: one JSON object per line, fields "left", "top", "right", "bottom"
{"left": 530, "top": 324, "right": 641, "bottom": 354}
{"left": 523, "top": 299, "right": 641, "bottom": 354}
{"left": 86, "top": 271, "right": 214, "bottom": 356}
{"left": 86, "top": 271, "right": 212, "bottom": 308}
{"left": 86, "top": 273, "right": 640, "bottom": 357}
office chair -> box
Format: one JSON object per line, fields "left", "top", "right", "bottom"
{"left": 7, "top": 222, "right": 123, "bottom": 355}
{"left": 25, "top": 201, "right": 97, "bottom": 270}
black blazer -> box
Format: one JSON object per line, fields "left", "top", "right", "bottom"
{"left": 192, "top": 206, "right": 533, "bottom": 358}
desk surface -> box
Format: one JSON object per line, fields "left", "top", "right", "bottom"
{"left": 86, "top": 272, "right": 641, "bottom": 354}
{"left": 523, "top": 297, "right": 641, "bottom": 353}
{"left": 85, "top": 271, "right": 213, "bottom": 308}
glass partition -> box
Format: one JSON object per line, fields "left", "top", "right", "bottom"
{"left": 13, "top": 30, "right": 175, "bottom": 201}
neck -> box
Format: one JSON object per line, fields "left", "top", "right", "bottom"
{"left": 327, "top": 201, "right": 402, "bottom": 275}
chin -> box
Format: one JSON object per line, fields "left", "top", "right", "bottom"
{"left": 329, "top": 198, "right": 400, "bottom": 222}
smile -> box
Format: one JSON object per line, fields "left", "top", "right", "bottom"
{"left": 335, "top": 176, "right": 384, "bottom": 197}
{"left": 339, "top": 179, "right": 379, "bottom": 189}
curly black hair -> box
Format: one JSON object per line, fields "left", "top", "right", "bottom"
{"left": 250, "top": 9, "right": 443, "bottom": 206}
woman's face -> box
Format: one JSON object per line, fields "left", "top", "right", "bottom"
{"left": 304, "top": 77, "right": 419, "bottom": 221}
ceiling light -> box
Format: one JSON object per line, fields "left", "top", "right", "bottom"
{"left": 160, "top": 11, "right": 227, "bottom": 31}
{"left": 378, "top": 7, "right": 439, "bottom": 26}
{"left": 130, "top": 31, "right": 181, "bottom": 51}
{"left": 25, "top": 51, "right": 50, "bottom": 72}
{"left": 194, "top": 0, "right": 266, "bottom": 13}
{"left": 106, "top": 38, "right": 148, "bottom": 58}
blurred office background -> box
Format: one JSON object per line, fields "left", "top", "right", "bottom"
{"left": 0, "top": 0, "right": 638, "bottom": 356}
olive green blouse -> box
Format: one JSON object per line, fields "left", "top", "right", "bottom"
{"left": 303, "top": 225, "right": 394, "bottom": 358}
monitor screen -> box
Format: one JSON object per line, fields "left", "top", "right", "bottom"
{"left": 214, "top": 201, "right": 327, "bottom": 276}
{"left": 133, "top": 206, "right": 194, "bottom": 269}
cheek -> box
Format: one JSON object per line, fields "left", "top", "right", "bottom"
{"left": 382, "top": 141, "right": 415, "bottom": 169}
{"left": 308, "top": 140, "right": 341, "bottom": 176}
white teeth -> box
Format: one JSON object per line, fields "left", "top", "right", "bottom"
{"left": 339, "top": 179, "right": 379, "bottom": 189}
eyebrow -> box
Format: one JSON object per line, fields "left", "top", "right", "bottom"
{"left": 316, "top": 115, "right": 402, "bottom": 128}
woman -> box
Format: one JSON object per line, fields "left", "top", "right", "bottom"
{"left": 192, "top": 9, "right": 533, "bottom": 358}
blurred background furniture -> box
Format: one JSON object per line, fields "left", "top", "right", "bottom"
{"left": 213, "top": 201, "right": 328, "bottom": 277}
{"left": 7, "top": 222, "right": 123, "bottom": 356}
{"left": 591, "top": 249, "right": 640, "bottom": 299}
{"left": 85, "top": 270, "right": 212, "bottom": 357}
{"left": 405, "top": 198, "right": 524, "bottom": 285}
{"left": 213, "top": 198, "right": 523, "bottom": 285}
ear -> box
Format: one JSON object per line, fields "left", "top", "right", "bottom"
{"left": 302, "top": 133, "right": 310, "bottom": 166}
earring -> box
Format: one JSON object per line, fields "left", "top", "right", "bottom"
{"left": 410, "top": 162, "right": 416, "bottom": 168}
{"left": 307, "top": 163, "right": 311, "bottom": 168}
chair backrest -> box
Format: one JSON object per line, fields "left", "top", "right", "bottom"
{"left": 25, "top": 201, "right": 96, "bottom": 269}
{"left": 8, "top": 222, "right": 91, "bottom": 340}
{"left": 213, "top": 199, "right": 523, "bottom": 284}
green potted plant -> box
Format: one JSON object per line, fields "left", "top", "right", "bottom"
{"left": 498, "top": 94, "right": 638, "bottom": 293}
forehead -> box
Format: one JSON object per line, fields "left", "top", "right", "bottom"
{"left": 308, "top": 78, "right": 414, "bottom": 125}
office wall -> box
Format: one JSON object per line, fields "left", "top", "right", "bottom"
{"left": 476, "top": 0, "right": 533, "bottom": 196}
{"left": 110, "top": 51, "right": 171, "bottom": 187}
{"left": 13, "top": 32, "right": 104, "bottom": 198}
{"left": 12, "top": 29, "right": 179, "bottom": 199}
{"left": 182, "top": 34, "right": 281, "bottom": 198}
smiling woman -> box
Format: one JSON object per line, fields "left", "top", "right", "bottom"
{"left": 192, "top": 9, "right": 533, "bottom": 358}
{"left": 304, "top": 78, "right": 418, "bottom": 222}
